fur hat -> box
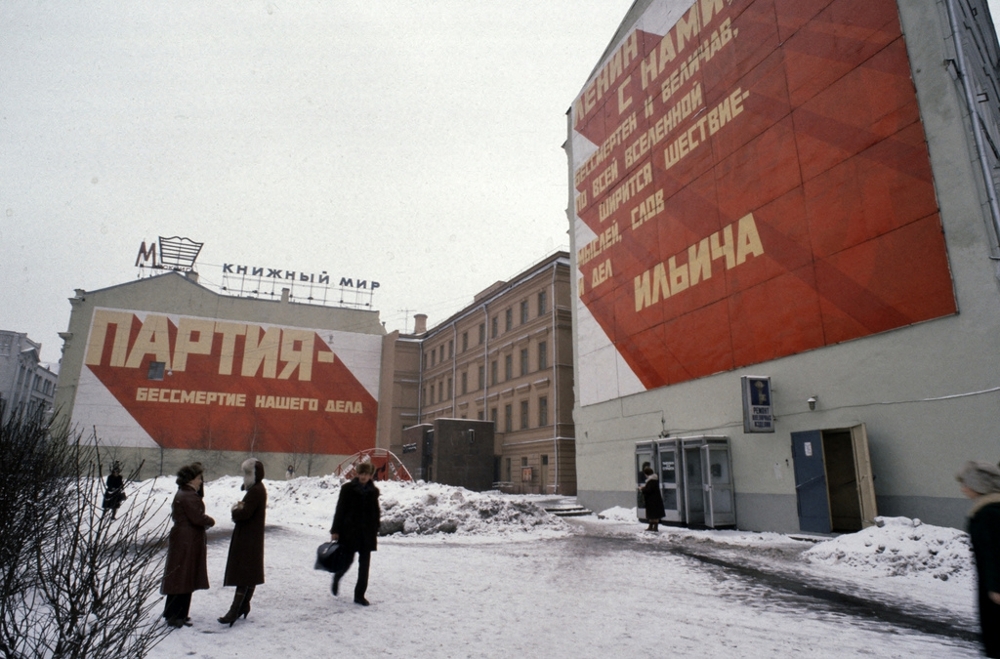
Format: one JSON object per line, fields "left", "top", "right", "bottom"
{"left": 956, "top": 461, "right": 1000, "bottom": 495}
{"left": 242, "top": 458, "right": 264, "bottom": 489}
{"left": 176, "top": 463, "right": 203, "bottom": 486}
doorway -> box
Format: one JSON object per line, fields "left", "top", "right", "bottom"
{"left": 791, "top": 424, "right": 877, "bottom": 534}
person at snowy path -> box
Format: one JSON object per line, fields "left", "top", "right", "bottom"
{"left": 218, "top": 459, "right": 267, "bottom": 626}
{"left": 101, "top": 461, "right": 126, "bottom": 518}
{"left": 161, "top": 464, "right": 216, "bottom": 628}
{"left": 957, "top": 460, "right": 1000, "bottom": 658}
{"left": 639, "top": 465, "right": 665, "bottom": 532}
{"left": 329, "top": 461, "right": 381, "bottom": 606}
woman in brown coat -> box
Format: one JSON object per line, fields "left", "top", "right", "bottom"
{"left": 218, "top": 459, "right": 267, "bottom": 626}
{"left": 161, "top": 464, "right": 215, "bottom": 628}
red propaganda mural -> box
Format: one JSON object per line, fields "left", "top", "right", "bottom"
{"left": 570, "top": 0, "right": 956, "bottom": 406}
{"left": 76, "top": 308, "right": 380, "bottom": 455}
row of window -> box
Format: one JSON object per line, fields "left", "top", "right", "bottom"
{"left": 492, "top": 397, "right": 549, "bottom": 431}
{"left": 424, "top": 290, "right": 549, "bottom": 367}
{"left": 424, "top": 341, "right": 548, "bottom": 404}
{"left": 425, "top": 395, "right": 551, "bottom": 432}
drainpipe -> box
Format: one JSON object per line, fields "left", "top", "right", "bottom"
{"left": 452, "top": 322, "right": 458, "bottom": 417}
{"left": 417, "top": 318, "right": 425, "bottom": 425}
{"left": 551, "top": 262, "right": 559, "bottom": 495}
{"left": 945, "top": 0, "right": 1000, "bottom": 252}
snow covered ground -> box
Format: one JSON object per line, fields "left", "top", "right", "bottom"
{"left": 125, "top": 475, "right": 984, "bottom": 658}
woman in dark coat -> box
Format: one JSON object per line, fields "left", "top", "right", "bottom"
{"left": 330, "top": 462, "right": 380, "bottom": 606}
{"left": 102, "top": 462, "right": 126, "bottom": 518}
{"left": 161, "top": 464, "right": 215, "bottom": 628}
{"left": 957, "top": 461, "right": 1000, "bottom": 658}
{"left": 218, "top": 459, "right": 267, "bottom": 626}
{"left": 640, "top": 465, "right": 666, "bottom": 532}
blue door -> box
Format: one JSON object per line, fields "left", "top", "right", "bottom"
{"left": 791, "top": 431, "right": 830, "bottom": 533}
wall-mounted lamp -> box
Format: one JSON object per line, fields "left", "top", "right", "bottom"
{"left": 807, "top": 396, "right": 818, "bottom": 411}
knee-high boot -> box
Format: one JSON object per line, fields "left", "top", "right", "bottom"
{"left": 218, "top": 586, "right": 250, "bottom": 626}
{"left": 240, "top": 585, "right": 255, "bottom": 618}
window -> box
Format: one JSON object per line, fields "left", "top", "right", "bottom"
{"left": 429, "top": 350, "right": 435, "bottom": 367}
{"left": 538, "top": 341, "right": 547, "bottom": 370}
{"left": 478, "top": 365, "right": 485, "bottom": 390}
{"left": 505, "top": 308, "right": 512, "bottom": 331}
{"left": 491, "top": 360, "right": 498, "bottom": 385}
{"left": 504, "top": 354, "right": 512, "bottom": 381}
{"left": 478, "top": 411, "right": 484, "bottom": 421}
{"left": 461, "top": 371, "right": 468, "bottom": 395}
{"left": 504, "top": 404, "right": 512, "bottom": 432}
{"left": 147, "top": 361, "right": 165, "bottom": 381}
{"left": 520, "top": 300, "right": 529, "bottom": 324}
{"left": 506, "top": 458, "right": 512, "bottom": 481}
{"left": 491, "top": 316, "right": 498, "bottom": 338}
{"left": 491, "top": 407, "right": 498, "bottom": 424}
{"left": 539, "top": 396, "right": 548, "bottom": 427}
{"left": 462, "top": 332, "right": 468, "bottom": 352}
{"left": 538, "top": 290, "right": 548, "bottom": 316}
{"left": 439, "top": 345, "right": 445, "bottom": 362}
{"left": 520, "top": 400, "right": 529, "bottom": 429}
{"left": 479, "top": 323, "right": 485, "bottom": 344}
{"left": 521, "top": 457, "right": 528, "bottom": 467}
{"left": 520, "top": 348, "right": 528, "bottom": 376}
{"left": 438, "top": 381, "right": 443, "bottom": 402}
{"left": 427, "top": 385, "right": 433, "bottom": 404}
{"left": 448, "top": 340, "right": 453, "bottom": 358}
{"left": 447, "top": 378, "right": 452, "bottom": 399}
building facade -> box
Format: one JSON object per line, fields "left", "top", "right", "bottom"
{"left": 567, "top": 0, "right": 1000, "bottom": 532}
{"left": 378, "top": 252, "right": 576, "bottom": 494}
{"left": 54, "top": 272, "right": 385, "bottom": 480}
{"left": 0, "top": 331, "right": 58, "bottom": 423}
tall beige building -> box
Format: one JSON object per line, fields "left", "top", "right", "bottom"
{"left": 377, "top": 252, "right": 576, "bottom": 495}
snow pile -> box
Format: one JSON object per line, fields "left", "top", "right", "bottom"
{"left": 129, "top": 474, "right": 567, "bottom": 539}
{"left": 378, "top": 481, "right": 567, "bottom": 536}
{"left": 596, "top": 506, "right": 636, "bottom": 521}
{"left": 803, "top": 516, "right": 973, "bottom": 581}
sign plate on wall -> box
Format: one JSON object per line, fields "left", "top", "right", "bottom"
{"left": 741, "top": 375, "right": 774, "bottom": 433}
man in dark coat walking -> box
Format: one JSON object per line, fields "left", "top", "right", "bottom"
{"left": 330, "top": 462, "right": 380, "bottom": 606}
{"left": 958, "top": 461, "right": 1000, "bottom": 658}
{"left": 218, "top": 459, "right": 267, "bottom": 626}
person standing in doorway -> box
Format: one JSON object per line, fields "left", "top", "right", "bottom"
{"left": 957, "top": 460, "right": 1000, "bottom": 658}
{"left": 640, "top": 465, "right": 665, "bottom": 532}
{"left": 218, "top": 459, "right": 266, "bottom": 626}
{"left": 329, "top": 462, "right": 381, "bottom": 606}
{"left": 161, "top": 464, "right": 215, "bottom": 628}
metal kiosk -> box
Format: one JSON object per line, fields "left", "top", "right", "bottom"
{"left": 635, "top": 436, "right": 735, "bottom": 528}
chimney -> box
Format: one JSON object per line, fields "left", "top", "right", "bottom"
{"left": 281, "top": 288, "right": 290, "bottom": 303}
{"left": 185, "top": 270, "right": 200, "bottom": 283}
{"left": 413, "top": 313, "right": 427, "bottom": 334}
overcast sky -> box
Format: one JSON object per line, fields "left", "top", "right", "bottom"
{"left": 4, "top": 1, "right": 1000, "bottom": 367}
{"left": 1, "top": 0, "right": 634, "bottom": 364}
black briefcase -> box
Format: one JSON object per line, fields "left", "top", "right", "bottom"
{"left": 314, "top": 541, "right": 347, "bottom": 573}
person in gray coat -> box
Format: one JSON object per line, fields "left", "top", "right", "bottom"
{"left": 218, "top": 459, "right": 267, "bottom": 626}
